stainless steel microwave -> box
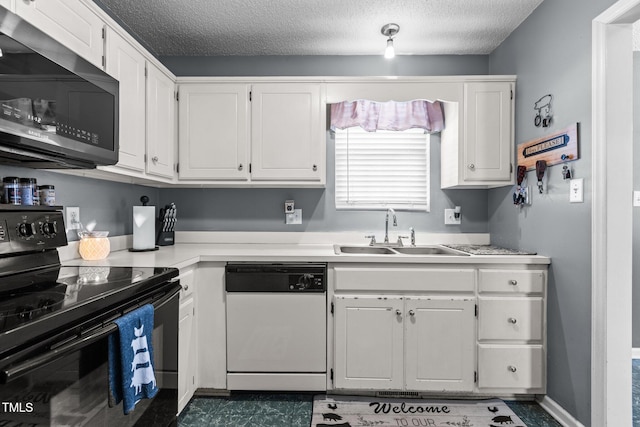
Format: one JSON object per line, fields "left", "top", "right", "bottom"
{"left": 0, "top": 8, "right": 119, "bottom": 169}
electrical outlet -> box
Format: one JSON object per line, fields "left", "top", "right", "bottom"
{"left": 444, "top": 209, "right": 461, "bottom": 225}
{"left": 285, "top": 209, "right": 302, "bottom": 225}
{"left": 66, "top": 207, "right": 80, "bottom": 230}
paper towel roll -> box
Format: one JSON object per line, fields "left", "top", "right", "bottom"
{"left": 133, "top": 206, "right": 155, "bottom": 250}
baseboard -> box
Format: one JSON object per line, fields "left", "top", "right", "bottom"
{"left": 632, "top": 348, "right": 640, "bottom": 359}
{"left": 536, "top": 395, "right": 585, "bottom": 427}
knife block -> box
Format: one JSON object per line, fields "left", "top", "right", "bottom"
{"left": 156, "top": 222, "right": 175, "bottom": 246}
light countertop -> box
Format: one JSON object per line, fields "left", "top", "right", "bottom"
{"left": 62, "top": 242, "right": 551, "bottom": 270}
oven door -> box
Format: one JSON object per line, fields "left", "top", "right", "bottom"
{"left": 0, "top": 284, "right": 180, "bottom": 427}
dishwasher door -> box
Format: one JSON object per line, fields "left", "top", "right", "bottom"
{"left": 226, "top": 292, "right": 326, "bottom": 373}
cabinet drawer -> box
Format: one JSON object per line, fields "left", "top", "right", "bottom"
{"left": 178, "top": 267, "right": 195, "bottom": 299}
{"left": 334, "top": 265, "right": 475, "bottom": 292}
{"left": 478, "top": 269, "right": 545, "bottom": 294}
{"left": 478, "top": 345, "right": 544, "bottom": 390}
{"left": 478, "top": 297, "right": 543, "bottom": 341}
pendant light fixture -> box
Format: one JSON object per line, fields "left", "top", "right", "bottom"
{"left": 381, "top": 23, "right": 400, "bottom": 59}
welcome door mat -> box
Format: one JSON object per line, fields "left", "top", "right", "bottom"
{"left": 311, "top": 395, "right": 527, "bottom": 427}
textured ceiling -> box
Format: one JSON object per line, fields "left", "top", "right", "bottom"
{"left": 96, "top": 0, "right": 544, "bottom": 56}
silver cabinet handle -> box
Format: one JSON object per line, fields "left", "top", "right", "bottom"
{"left": 508, "top": 317, "right": 517, "bottom": 324}
{"left": 238, "top": 164, "right": 243, "bottom": 171}
{"left": 152, "top": 156, "right": 159, "bottom": 163}
{"left": 395, "top": 309, "right": 402, "bottom": 316}
{"left": 508, "top": 365, "right": 517, "bottom": 373}
{"left": 468, "top": 164, "right": 475, "bottom": 170}
{"left": 312, "top": 164, "right": 317, "bottom": 171}
{"left": 509, "top": 279, "right": 518, "bottom": 286}
{"left": 408, "top": 310, "right": 415, "bottom": 317}
{"left": 182, "top": 284, "right": 189, "bottom": 291}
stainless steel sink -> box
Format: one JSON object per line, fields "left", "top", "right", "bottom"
{"left": 333, "top": 244, "right": 469, "bottom": 256}
{"left": 334, "top": 245, "right": 396, "bottom": 255}
{"left": 391, "top": 246, "right": 468, "bottom": 256}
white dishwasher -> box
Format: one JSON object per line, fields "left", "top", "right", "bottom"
{"left": 225, "top": 263, "right": 327, "bottom": 391}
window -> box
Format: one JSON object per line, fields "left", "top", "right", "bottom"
{"left": 334, "top": 127, "right": 430, "bottom": 211}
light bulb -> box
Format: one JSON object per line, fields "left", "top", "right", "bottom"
{"left": 384, "top": 38, "right": 395, "bottom": 59}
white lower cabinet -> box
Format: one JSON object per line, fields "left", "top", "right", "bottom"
{"left": 333, "top": 295, "right": 476, "bottom": 392}
{"left": 477, "top": 268, "right": 547, "bottom": 394}
{"left": 177, "top": 267, "right": 197, "bottom": 414}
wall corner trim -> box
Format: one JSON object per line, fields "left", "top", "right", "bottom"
{"left": 536, "top": 395, "right": 586, "bottom": 427}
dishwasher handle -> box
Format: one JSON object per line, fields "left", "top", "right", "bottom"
{"left": 0, "top": 283, "right": 181, "bottom": 384}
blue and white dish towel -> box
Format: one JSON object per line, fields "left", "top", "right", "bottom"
{"left": 108, "top": 304, "right": 158, "bottom": 414}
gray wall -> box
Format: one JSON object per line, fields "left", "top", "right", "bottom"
{"left": 0, "top": 165, "right": 159, "bottom": 241}
{"left": 159, "top": 55, "right": 490, "bottom": 236}
{"left": 487, "top": 1, "right": 616, "bottom": 425}
{"left": 161, "top": 55, "right": 489, "bottom": 77}
{"left": 161, "top": 131, "right": 488, "bottom": 234}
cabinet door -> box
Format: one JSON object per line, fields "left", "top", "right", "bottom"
{"left": 404, "top": 298, "right": 476, "bottom": 392}
{"left": 146, "top": 64, "right": 175, "bottom": 179}
{"left": 105, "top": 29, "right": 146, "bottom": 172}
{"left": 178, "top": 84, "right": 249, "bottom": 180}
{"left": 178, "top": 296, "right": 196, "bottom": 414}
{"left": 15, "top": 0, "right": 104, "bottom": 68}
{"left": 250, "top": 83, "right": 323, "bottom": 181}
{"left": 463, "top": 82, "right": 512, "bottom": 182}
{"left": 334, "top": 296, "right": 404, "bottom": 390}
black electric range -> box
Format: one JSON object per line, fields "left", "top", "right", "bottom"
{"left": 0, "top": 206, "right": 180, "bottom": 426}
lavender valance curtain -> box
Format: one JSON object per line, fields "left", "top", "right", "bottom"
{"left": 330, "top": 99, "right": 445, "bottom": 133}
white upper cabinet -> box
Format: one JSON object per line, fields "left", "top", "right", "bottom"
{"left": 177, "top": 82, "right": 325, "bottom": 186}
{"left": 463, "top": 82, "right": 513, "bottom": 182}
{"left": 0, "top": 1, "right": 14, "bottom": 11}
{"left": 104, "top": 29, "right": 146, "bottom": 172}
{"left": 250, "top": 83, "right": 324, "bottom": 182}
{"left": 178, "top": 84, "right": 249, "bottom": 180}
{"left": 146, "top": 64, "right": 175, "bottom": 179}
{"left": 15, "top": 0, "right": 104, "bottom": 68}
{"left": 441, "top": 80, "right": 514, "bottom": 189}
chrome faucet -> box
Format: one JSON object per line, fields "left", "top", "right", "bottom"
{"left": 384, "top": 208, "right": 397, "bottom": 244}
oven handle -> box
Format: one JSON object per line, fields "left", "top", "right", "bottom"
{"left": 1, "top": 283, "right": 181, "bottom": 384}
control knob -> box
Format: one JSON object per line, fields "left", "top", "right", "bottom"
{"left": 41, "top": 222, "right": 57, "bottom": 236}
{"left": 18, "top": 222, "right": 36, "bottom": 238}
{"left": 297, "top": 273, "right": 314, "bottom": 289}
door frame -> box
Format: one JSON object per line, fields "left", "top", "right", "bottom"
{"left": 592, "top": 1, "right": 640, "bottom": 424}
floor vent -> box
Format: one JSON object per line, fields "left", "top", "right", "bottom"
{"left": 376, "top": 391, "right": 420, "bottom": 399}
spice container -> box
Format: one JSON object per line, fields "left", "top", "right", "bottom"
{"left": 38, "top": 185, "right": 55, "bottom": 206}
{"left": 78, "top": 231, "right": 110, "bottom": 260}
{"left": 2, "top": 177, "right": 21, "bottom": 205}
{"left": 19, "top": 178, "right": 37, "bottom": 205}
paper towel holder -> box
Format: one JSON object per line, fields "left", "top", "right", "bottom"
{"left": 128, "top": 195, "right": 159, "bottom": 252}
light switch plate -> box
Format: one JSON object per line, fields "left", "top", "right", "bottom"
{"left": 285, "top": 209, "right": 302, "bottom": 225}
{"left": 570, "top": 178, "right": 584, "bottom": 203}
{"left": 634, "top": 191, "right": 640, "bottom": 207}
{"left": 444, "top": 209, "right": 461, "bottom": 225}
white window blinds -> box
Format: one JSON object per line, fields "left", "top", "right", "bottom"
{"left": 335, "top": 127, "right": 430, "bottom": 211}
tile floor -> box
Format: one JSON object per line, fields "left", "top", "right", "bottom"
{"left": 178, "top": 392, "right": 563, "bottom": 427}
{"left": 634, "top": 359, "right": 640, "bottom": 426}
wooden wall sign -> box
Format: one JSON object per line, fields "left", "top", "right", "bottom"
{"left": 517, "top": 123, "right": 579, "bottom": 171}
